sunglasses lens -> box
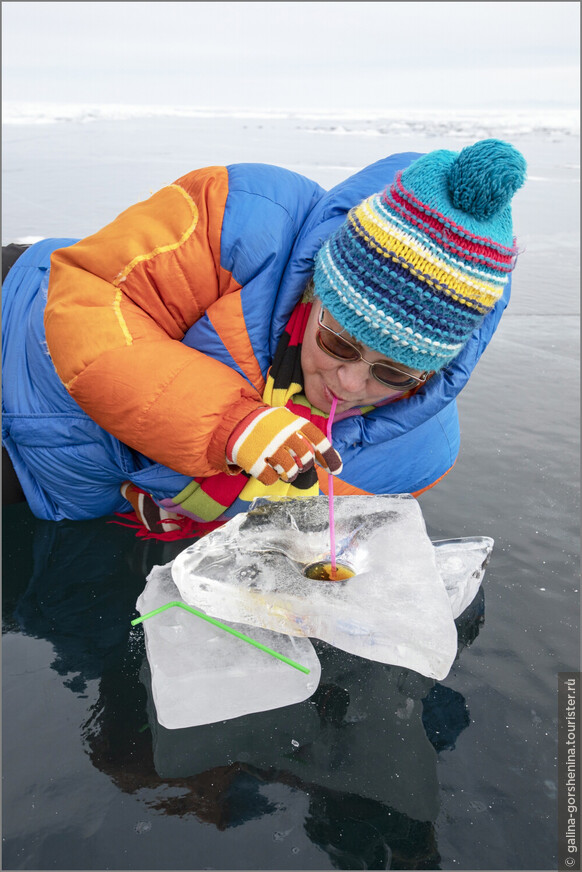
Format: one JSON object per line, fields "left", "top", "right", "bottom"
{"left": 317, "top": 317, "right": 423, "bottom": 391}
{"left": 317, "top": 329, "right": 360, "bottom": 361}
{"left": 371, "top": 364, "right": 418, "bottom": 389}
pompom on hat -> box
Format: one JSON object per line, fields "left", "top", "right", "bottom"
{"left": 313, "top": 139, "right": 527, "bottom": 372}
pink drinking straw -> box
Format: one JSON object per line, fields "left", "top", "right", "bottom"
{"left": 327, "top": 396, "right": 339, "bottom": 575}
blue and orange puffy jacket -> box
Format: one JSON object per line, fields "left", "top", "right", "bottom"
{"left": 2, "top": 155, "right": 511, "bottom": 521}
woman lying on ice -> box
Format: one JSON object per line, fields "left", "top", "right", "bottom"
{"left": 2, "top": 139, "right": 526, "bottom": 539}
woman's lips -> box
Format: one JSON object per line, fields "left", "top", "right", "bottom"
{"left": 323, "top": 383, "right": 347, "bottom": 405}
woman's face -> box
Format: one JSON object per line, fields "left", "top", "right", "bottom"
{"left": 301, "top": 300, "right": 425, "bottom": 415}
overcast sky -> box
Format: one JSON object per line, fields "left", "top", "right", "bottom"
{"left": 2, "top": 1, "right": 579, "bottom": 111}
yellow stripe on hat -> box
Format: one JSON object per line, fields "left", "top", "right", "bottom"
{"left": 352, "top": 203, "right": 504, "bottom": 312}
{"left": 356, "top": 198, "right": 506, "bottom": 297}
{"left": 364, "top": 197, "right": 506, "bottom": 284}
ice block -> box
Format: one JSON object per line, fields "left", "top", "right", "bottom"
{"left": 171, "top": 495, "right": 467, "bottom": 680}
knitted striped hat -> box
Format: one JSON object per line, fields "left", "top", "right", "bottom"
{"left": 313, "top": 139, "right": 527, "bottom": 372}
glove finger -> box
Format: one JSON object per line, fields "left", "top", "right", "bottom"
{"left": 265, "top": 445, "right": 300, "bottom": 483}
{"left": 314, "top": 445, "right": 343, "bottom": 475}
{"left": 282, "top": 432, "right": 317, "bottom": 474}
{"left": 256, "top": 463, "right": 281, "bottom": 486}
{"left": 299, "top": 422, "right": 343, "bottom": 475}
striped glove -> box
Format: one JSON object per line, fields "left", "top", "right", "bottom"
{"left": 227, "top": 406, "right": 342, "bottom": 486}
{"left": 120, "top": 482, "right": 183, "bottom": 534}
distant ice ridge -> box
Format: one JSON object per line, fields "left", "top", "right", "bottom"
{"left": 3, "top": 102, "right": 579, "bottom": 138}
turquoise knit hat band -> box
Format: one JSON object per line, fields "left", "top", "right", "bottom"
{"left": 313, "top": 139, "right": 526, "bottom": 372}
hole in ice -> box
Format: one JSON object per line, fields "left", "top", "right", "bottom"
{"left": 303, "top": 560, "right": 355, "bottom": 581}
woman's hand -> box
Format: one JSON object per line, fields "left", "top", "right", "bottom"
{"left": 227, "top": 406, "right": 342, "bottom": 485}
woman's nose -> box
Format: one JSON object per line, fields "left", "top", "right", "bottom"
{"left": 336, "top": 360, "right": 371, "bottom": 393}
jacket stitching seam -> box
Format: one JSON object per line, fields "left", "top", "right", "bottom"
{"left": 112, "top": 185, "right": 200, "bottom": 288}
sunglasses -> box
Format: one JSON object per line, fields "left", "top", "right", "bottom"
{"left": 316, "top": 307, "right": 429, "bottom": 390}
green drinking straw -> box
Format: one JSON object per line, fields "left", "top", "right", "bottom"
{"left": 131, "top": 601, "right": 310, "bottom": 674}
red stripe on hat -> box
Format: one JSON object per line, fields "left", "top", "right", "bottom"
{"left": 392, "top": 173, "right": 518, "bottom": 254}
{"left": 385, "top": 183, "right": 515, "bottom": 271}
{"left": 388, "top": 173, "right": 517, "bottom": 259}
